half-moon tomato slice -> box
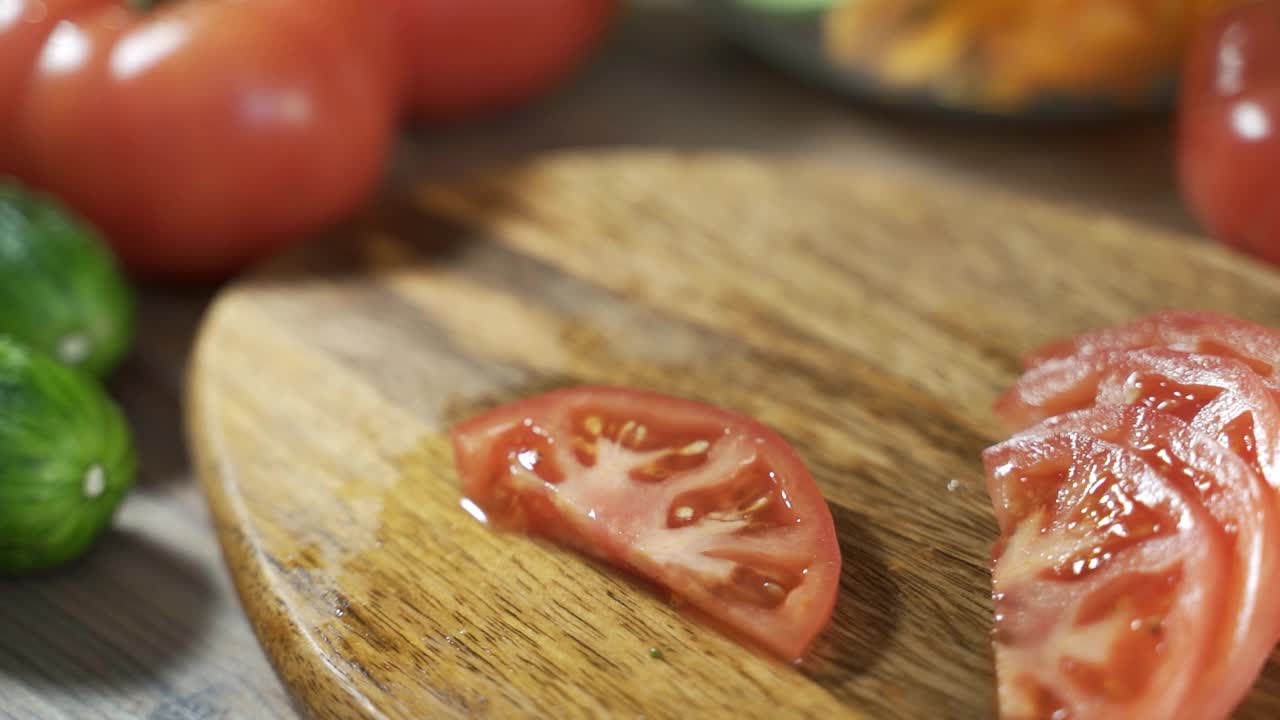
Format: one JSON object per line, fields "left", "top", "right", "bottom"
{"left": 449, "top": 386, "right": 842, "bottom": 662}
{"left": 985, "top": 431, "right": 1230, "bottom": 720}
{"left": 994, "top": 349, "right": 1280, "bottom": 491}
{"left": 989, "top": 405, "right": 1280, "bottom": 719}
{"left": 1023, "top": 310, "right": 1280, "bottom": 387}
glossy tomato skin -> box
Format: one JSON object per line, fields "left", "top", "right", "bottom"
{"left": 995, "top": 405, "right": 1280, "bottom": 720}
{"left": 1179, "top": 1, "right": 1280, "bottom": 266}
{"left": 1002, "top": 348, "right": 1280, "bottom": 498}
{"left": 1023, "top": 310, "right": 1280, "bottom": 383}
{"left": 392, "top": 0, "right": 616, "bottom": 122}
{"left": 450, "top": 385, "right": 842, "bottom": 662}
{"left": 984, "top": 431, "right": 1231, "bottom": 720}
{"left": 0, "top": 0, "right": 401, "bottom": 280}
{"left": 0, "top": 1, "right": 91, "bottom": 173}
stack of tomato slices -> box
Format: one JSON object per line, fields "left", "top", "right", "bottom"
{"left": 985, "top": 310, "right": 1280, "bottom": 719}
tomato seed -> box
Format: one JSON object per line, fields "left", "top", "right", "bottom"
{"left": 679, "top": 440, "right": 710, "bottom": 456}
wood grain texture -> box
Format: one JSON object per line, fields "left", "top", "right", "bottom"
{"left": 0, "top": 1, "right": 1214, "bottom": 716}
{"left": 188, "top": 150, "right": 1280, "bottom": 720}
{"left": 0, "top": 1, "right": 1197, "bottom": 715}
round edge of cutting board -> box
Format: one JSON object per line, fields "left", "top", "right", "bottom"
{"left": 186, "top": 329, "right": 379, "bottom": 720}
{"left": 183, "top": 147, "right": 1280, "bottom": 720}
{"left": 179, "top": 149, "right": 822, "bottom": 720}
{"left": 181, "top": 148, "right": 901, "bottom": 720}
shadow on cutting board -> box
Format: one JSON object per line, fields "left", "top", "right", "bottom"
{"left": 0, "top": 529, "right": 214, "bottom": 691}
{"left": 801, "top": 503, "right": 900, "bottom": 682}
{"left": 239, "top": 180, "right": 493, "bottom": 289}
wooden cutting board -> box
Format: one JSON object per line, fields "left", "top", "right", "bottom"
{"left": 187, "top": 151, "right": 1280, "bottom": 720}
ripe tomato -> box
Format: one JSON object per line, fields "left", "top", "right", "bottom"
{"left": 392, "top": 0, "right": 617, "bottom": 122}
{"left": 0, "top": 0, "right": 400, "bottom": 279}
{"left": 1178, "top": 0, "right": 1280, "bottom": 266}
{"left": 1023, "top": 310, "right": 1280, "bottom": 385}
{"left": 984, "top": 431, "right": 1230, "bottom": 719}
{"left": 994, "top": 349, "right": 1280, "bottom": 490}
{"left": 990, "top": 405, "right": 1280, "bottom": 719}
{"left": 449, "top": 386, "right": 842, "bottom": 661}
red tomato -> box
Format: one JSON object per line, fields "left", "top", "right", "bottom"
{"left": 990, "top": 405, "right": 1280, "bottom": 719}
{"left": 449, "top": 386, "right": 842, "bottom": 661}
{"left": 0, "top": 0, "right": 400, "bottom": 279}
{"left": 392, "top": 0, "right": 616, "bottom": 122}
{"left": 994, "top": 349, "right": 1280, "bottom": 490}
{"left": 1179, "top": 0, "right": 1280, "bottom": 266}
{"left": 1023, "top": 310, "right": 1280, "bottom": 385}
{"left": 984, "top": 431, "right": 1230, "bottom": 719}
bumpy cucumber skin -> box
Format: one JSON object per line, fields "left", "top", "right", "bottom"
{"left": 0, "top": 182, "right": 135, "bottom": 378}
{"left": 0, "top": 338, "right": 136, "bottom": 575}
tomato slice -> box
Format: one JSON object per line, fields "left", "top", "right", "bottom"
{"left": 1023, "top": 310, "right": 1280, "bottom": 386}
{"left": 988, "top": 405, "right": 1280, "bottom": 719}
{"left": 984, "top": 431, "right": 1230, "bottom": 720}
{"left": 994, "top": 349, "right": 1280, "bottom": 491}
{"left": 449, "top": 386, "right": 842, "bottom": 661}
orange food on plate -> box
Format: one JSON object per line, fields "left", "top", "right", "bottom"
{"left": 823, "top": 0, "right": 1231, "bottom": 110}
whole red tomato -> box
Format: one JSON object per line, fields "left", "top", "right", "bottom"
{"left": 0, "top": 0, "right": 401, "bottom": 280}
{"left": 393, "top": 0, "right": 616, "bottom": 123}
{"left": 1179, "top": 0, "right": 1280, "bottom": 266}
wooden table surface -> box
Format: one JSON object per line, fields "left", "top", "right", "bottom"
{"left": 0, "top": 1, "right": 1205, "bottom": 718}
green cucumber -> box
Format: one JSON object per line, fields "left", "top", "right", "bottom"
{"left": 0, "top": 181, "right": 135, "bottom": 378}
{"left": 0, "top": 337, "right": 136, "bottom": 575}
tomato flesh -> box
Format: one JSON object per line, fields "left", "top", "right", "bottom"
{"left": 450, "top": 386, "right": 842, "bottom": 661}
{"left": 990, "top": 405, "right": 1280, "bottom": 719}
{"left": 995, "top": 349, "right": 1280, "bottom": 491}
{"left": 985, "top": 432, "right": 1229, "bottom": 720}
{"left": 1023, "top": 310, "right": 1280, "bottom": 386}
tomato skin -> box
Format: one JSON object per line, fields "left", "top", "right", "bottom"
{"left": 450, "top": 386, "right": 842, "bottom": 662}
{"left": 392, "top": 0, "right": 617, "bottom": 122}
{"left": 993, "top": 405, "right": 1280, "bottom": 720}
{"left": 1178, "top": 1, "right": 1280, "bottom": 266}
{"left": 985, "top": 431, "right": 1231, "bottom": 720}
{"left": 988, "top": 312, "right": 1280, "bottom": 718}
{"left": 0, "top": 0, "right": 400, "bottom": 280}
{"left": 995, "top": 349, "right": 1280, "bottom": 486}
{"left": 1023, "top": 310, "right": 1280, "bottom": 383}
